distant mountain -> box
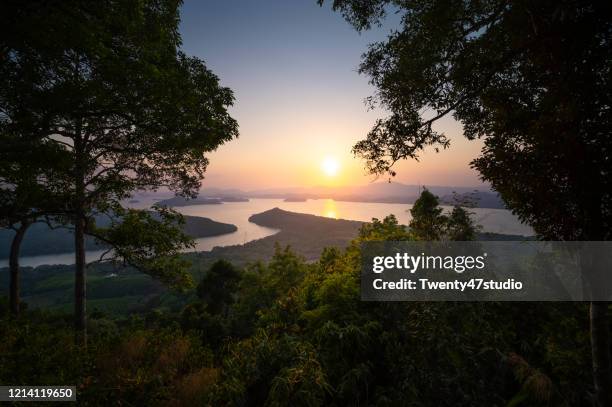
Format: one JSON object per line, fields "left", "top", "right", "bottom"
{"left": 157, "top": 196, "right": 223, "bottom": 206}
{"left": 247, "top": 182, "right": 482, "bottom": 198}
{"left": 0, "top": 214, "right": 237, "bottom": 259}
{"left": 156, "top": 196, "right": 249, "bottom": 207}
{"left": 143, "top": 182, "right": 505, "bottom": 209}
{"left": 244, "top": 182, "right": 504, "bottom": 208}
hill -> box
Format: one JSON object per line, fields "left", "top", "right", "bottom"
{"left": 0, "top": 209, "right": 531, "bottom": 315}
{"left": 0, "top": 209, "right": 365, "bottom": 314}
{"left": 0, "top": 214, "right": 237, "bottom": 259}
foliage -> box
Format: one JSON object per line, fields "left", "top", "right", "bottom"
{"left": 206, "top": 223, "right": 591, "bottom": 406}
{"left": 409, "top": 188, "right": 446, "bottom": 240}
{"left": 197, "top": 259, "right": 241, "bottom": 315}
{"left": 1, "top": 0, "right": 239, "bottom": 203}
{"left": 0, "top": 137, "right": 71, "bottom": 227}
{"left": 317, "top": 0, "right": 611, "bottom": 239}
{"left": 320, "top": 1, "right": 612, "bottom": 401}
{"left": 1, "top": 0, "right": 239, "bottom": 331}
{"left": 91, "top": 205, "right": 195, "bottom": 290}
{"left": 409, "top": 188, "right": 480, "bottom": 241}
{"left": 0, "top": 309, "right": 216, "bottom": 406}
{"left": 0, "top": 221, "right": 596, "bottom": 405}
{"left": 446, "top": 205, "right": 479, "bottom": 241}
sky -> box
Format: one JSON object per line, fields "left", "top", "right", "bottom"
{"left": 179, "top": 0, "right": 485, "bottom": 190}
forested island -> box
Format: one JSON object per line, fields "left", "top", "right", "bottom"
{"left": 0, "top": 214, "right": 237, "bottom": 259}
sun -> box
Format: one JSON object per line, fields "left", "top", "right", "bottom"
{"left": 321, "top": 156, "right": 340, "bottom": 177}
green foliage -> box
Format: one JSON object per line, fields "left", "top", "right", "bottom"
{"left": 1, "top": 0, "right": 239, "bottom": 328}
{"left": 1, "top": 0, "right": 239, "bottom": 202}
{"left": 92, "top": 206, "right": 195, "bottom": 290}
{"left": 409, "top": 188, "right": 446, "bottom": 240}
{"left": 197, "top": 259, "right": 241, "bottom": 315}
{"left": 320, "top": 2, "right": 611, "bottom": 400}
{"left": 357, "top": 214, "right": 411, "bottom": 241}
{"left": 408, "top": 189, "right": 479, "bottom": 241}
{"left": 0, "top": 228, "right": 595, "bottom": 406}
{"left": 446, "top": 205, "right": 480, "bottom": 241}
{"left": 0, "top": 137, "right": 71, "bottom": 227}
{"left": 320, "top": 0, "right": 611, "bottom": 240}
{"left": 0, "top": 309, "right": 217, "bottom": 406}
{"left": 204, "top": 226, "right": 590, "bottom": 406}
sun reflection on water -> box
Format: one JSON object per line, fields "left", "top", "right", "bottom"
{"left": 323, "top": 199, "right": 338, "bottom": 219}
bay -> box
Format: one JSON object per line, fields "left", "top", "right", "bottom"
{"left": 1, "top": 198, "right": 532, "bottom": 267}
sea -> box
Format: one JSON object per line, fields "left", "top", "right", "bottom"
{"left": 0, "top": 198, "right": 533, "bottom": 267}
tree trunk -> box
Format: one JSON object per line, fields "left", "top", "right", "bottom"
{"left": 74, "top": 211, "right": 87, "bottom": 345}
{"left": 74, "top": 125, "right": 87, "bottom": 346}
{"left": 590, "top": 302, "right": 612, "bottom": 407}
{"left": 9, "top": 222, "right": 29, "bottom": 317}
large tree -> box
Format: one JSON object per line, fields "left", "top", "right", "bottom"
{"left": 0, "top": 136, "right": 71, "bottom": 316}
{"left": 321, "top": 0, "right": 612, "bottom": 405}
{"left": 1, "top": 0, "right": 238, "bottom": 339}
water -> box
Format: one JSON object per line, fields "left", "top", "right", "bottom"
{"left": 1, "top": 198, "right": 532, "bottom": 267}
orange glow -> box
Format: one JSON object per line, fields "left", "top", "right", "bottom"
{"left": 202, "top": 114, "right": 484, "bottom": 190}
{"left": 323, "top": 199, "right": 338, "bottom": 219}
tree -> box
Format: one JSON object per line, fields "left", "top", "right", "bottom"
{"left": 320, "top": 0, "right": 612, "bottom": 404}
{"left": 197, "top": 259, "right": 242, "bottom": 316}
{"left": 1, "top": 0, "right": 239, "bottom": 340}
{"left": 0, "top": 135, "right": 71, "bottom": 316}
{"left": 409, "top": 189, "right": 478, "bottom": 240}
{"left": 409, "top": 188, "right": 447, "bottom": 240}
{"left": 91, "top": 205, "right": 198, "bottom": 289}
{"left": 446, "top": 205, "right": 478, "bottom": 241}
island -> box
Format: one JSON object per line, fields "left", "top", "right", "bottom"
{"left": 156, "top": 196, "right": 249, "bottom": 207}
{"left": 0, "top": 209, "right": 533, "bottom": 315}
{"left": 0, "top": 214, "right": 237, "bottom": 259}
{"left": 202, "top": 208, "right": 365, "bottom": 263}
{"left": 218, "top": 196, "right": 250, "bottom": 202}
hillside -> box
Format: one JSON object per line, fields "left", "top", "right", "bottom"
{"left": 0, "top": 209, "right": 531, "bottom": 315}
{"left": 201, "top": 208, "right": 365, "bottom": 263}
{"left": 0, "top": 209, "right": 365, "bottom": 314}
{"left": 0, "top": 214, "right": 237, "bottom": 259}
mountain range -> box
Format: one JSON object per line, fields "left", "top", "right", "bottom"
{"left": 191, "top": 182, "right": 506, "bottom": 209}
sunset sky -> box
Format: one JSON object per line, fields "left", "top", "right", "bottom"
{"left": 179, "top": 0, "right": 485, "bottom": 190}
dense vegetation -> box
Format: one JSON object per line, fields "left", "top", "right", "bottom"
{"left": 0, "top": 194, "right": 596, "bottom": 405}
{"left": 0, "top": 219, "right": 592, "bottom": 406}
{"left": 1, "top": 0, "right": 607, "bottom": 404}
{"left": 319, "top": 1, "right": 612, "bottom": 403}
{"left": 1, "top": 0, "right": 238, "bottom": 336}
